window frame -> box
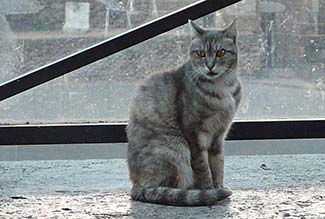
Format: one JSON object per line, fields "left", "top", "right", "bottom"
{"left": 1, "top": 0, "right": 324, "bottom": 146}
{"left": 1, "top": 120, "right": 325, "bottom": 145}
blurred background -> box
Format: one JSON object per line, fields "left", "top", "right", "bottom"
{"left": 0, "top": 0, "right": 324, "bottom": 124}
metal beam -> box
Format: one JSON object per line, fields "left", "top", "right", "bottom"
{"left": 1, "top": 119, "right": 324, "bottom": 145}
{"left": 0, "top": 0, "right": 242, "bottom": 101}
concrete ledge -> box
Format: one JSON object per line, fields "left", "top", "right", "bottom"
{"left": 1, "top": 188, "right": 324, "bottom": 219}
{"left": 0, "top": 154, "right": 324, "bottom": 218}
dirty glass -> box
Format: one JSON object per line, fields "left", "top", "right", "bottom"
{"left": 1, "top": 0, "right": 325, "bottom": 124}
{"left": 0, "top": 0, "right": 198, "bottom": 83}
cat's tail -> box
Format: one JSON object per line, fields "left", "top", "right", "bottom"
{"left": 131, "top": 186, "right": 232, "bottom": 206}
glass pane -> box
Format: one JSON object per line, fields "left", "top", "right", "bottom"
{"left": 233, "top": 0, "right": 325, "bottom": 120}
{"left": 0, "top": 0, "right": 198, "bottom": 83}
{"left": 1, "top": 0, "right": 325, "bottom": 125}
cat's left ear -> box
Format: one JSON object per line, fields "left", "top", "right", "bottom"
{"left": 224, "top": 18, "right": 237, "bottom": 41}
{"left": 188, "top": 19, "right": 205, "bottom": 38}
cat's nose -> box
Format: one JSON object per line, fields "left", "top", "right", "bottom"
{"left": 206, "top": 59, "right": 215, "bottom": 70}
{"left": 206, "top": 64, "right": 214, "bottom": 71}
{"left": 205, "top": 57, "right": 215, "bottom": 70}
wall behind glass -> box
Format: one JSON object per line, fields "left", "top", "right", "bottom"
{"left": 0, "top": 0, "right": 198, "bottom": 83}
{"left": 0, "top": 0, "right": 324, "bottom": 124}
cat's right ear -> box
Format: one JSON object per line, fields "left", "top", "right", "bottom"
{"left": 224, "top": 18, "right": 237, "bottom": 41}
{"left": 188, "top": 20, "right": 205, "bottom": 38}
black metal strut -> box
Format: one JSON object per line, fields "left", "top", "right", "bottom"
{"left": 1, "top": 119, "right": 325, "bottom": 145}
{"left": 0, "top": 0, "right": 242, "bottom": 102}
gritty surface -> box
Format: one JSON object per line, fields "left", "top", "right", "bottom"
{"left": 0, "top": 154, "right": 325, "bottom": 219}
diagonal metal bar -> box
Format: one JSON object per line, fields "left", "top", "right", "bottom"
{"left": 0, "top": 0, "right": 242, "bottom": 101}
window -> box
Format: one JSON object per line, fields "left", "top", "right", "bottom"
{"left": 0, "top": 0, "right": 199, "bottom": 83}
{"left": 0, "top": 1, "right": 324, "bottom": 217}
{"left": 1, "top": 0, "right": 324, "bottom": 125}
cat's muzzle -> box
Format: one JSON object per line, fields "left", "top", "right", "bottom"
{"left": 207, "top": 71, "right": 219, "bottom": 77}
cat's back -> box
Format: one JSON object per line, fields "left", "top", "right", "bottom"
{"left": 128, "top": 68, "right": 184, "bottom": 131}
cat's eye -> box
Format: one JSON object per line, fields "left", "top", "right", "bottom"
{"left": 196, "top": 50, "right": 205, "bottom": 58}
{"left": 216, "top": 49, "right": 226, "bottom": 57}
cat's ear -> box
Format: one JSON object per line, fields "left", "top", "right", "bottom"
{"left": 224, "top": 18, "right": 237, "bottom": 41}
{"left": 188, "top": 20, "right": 205, "bottom": 38}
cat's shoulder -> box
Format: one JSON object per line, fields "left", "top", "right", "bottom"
{"left": 141, "top": 68, "right": 183, "bottom": 89}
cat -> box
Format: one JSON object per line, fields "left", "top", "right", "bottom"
{"left": 127, "top": 18, "right": 241, "bottom": 206}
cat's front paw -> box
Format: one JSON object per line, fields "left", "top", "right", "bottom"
{"left": 214, "top": 182, "right": 223, "bottom": 189}
{"left": 197, "top": 183, "right": 214, "bottom": 190}
{"left": 218, "top": 187, "right": 232, "bottom": 198}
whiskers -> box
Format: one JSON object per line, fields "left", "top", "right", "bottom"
{"left": 224, "top": 67, "right": 234, "bottom": 74}
{"left": 225, "top": 62, "right": 237, "bottom": 73}
{"left": 189, "top": 70, "right": 205, "bottom": 86}
{"left": 224, "top": 62, "right": 237, "bottom": 75}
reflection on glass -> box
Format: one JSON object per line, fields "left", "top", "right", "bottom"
{"left": 0, "top": 0, "right": 198, "bottom": 83}
{"left": 0, "top": 0, "right": 324, "bottom": 124}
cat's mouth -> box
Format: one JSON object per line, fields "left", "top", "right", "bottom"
{"left": 207, "top": 71, "right": 219, "bottom": 77}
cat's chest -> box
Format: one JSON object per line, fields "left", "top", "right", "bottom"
{"left": 196, "top": 97, "right": 236, "bottom": 150}
{"left": 202, "top": 93, "right": 237, "bottom": 119}
{"left": 196, "top": 115, "right": 226, "bottom": 150}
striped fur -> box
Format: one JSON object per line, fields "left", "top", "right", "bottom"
{"left": 127, "top": 19, "right": 241, "bottom": 206}
{"left": 131, "top": 187, "right": 232, "bottom": 207}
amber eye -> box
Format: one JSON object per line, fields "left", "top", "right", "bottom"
{"left": 196, "top": 50, "right": 205, "bottom": 58}
{"left": 216, "top": 49, "right": 226, "bottom": 57}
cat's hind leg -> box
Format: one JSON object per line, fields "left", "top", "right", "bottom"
{"left": 129, "top": 141, "right": 231, "bottom": 206}
{"left": 129, "top": 137, "right": 193, "bottom": 186}
{"left": 130, "top": 154, "right": 192, "bottom": 201}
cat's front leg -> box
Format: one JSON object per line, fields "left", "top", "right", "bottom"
{"left": 209, "top": 137, "right": 224, "bottom": 188}
{"left": 191, "top": 149, "right": 214, "bottom": 189}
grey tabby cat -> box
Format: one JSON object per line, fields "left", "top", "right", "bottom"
{"left": 127, "top": 19, "right": 241, "bottom": 206}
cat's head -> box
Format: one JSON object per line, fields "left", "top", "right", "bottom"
{"left": 188, "top": 19, "right": 238, "bottom": 80}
